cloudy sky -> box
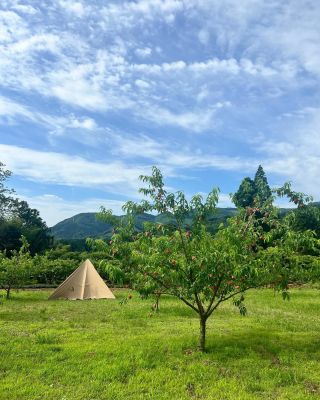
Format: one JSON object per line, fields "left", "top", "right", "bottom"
{"left": 1, "top": 0, "right": 319, "bottom": 226}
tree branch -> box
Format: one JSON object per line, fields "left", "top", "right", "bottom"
{"left": 207, "top": 286, "right": 257, "bottom": 318}
{"left": 205, "top": 275, "right": 224, "bottom": 317}
{"left": 179, "top": 296, "right": 199, "bottom": 313}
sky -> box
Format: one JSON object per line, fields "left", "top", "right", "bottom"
{"left": 0, "top": 0, "right": 320, "bottom": 226}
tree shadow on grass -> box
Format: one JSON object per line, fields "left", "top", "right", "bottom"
{"left": 204, "top": 327, "right": 320, "bottom": 362}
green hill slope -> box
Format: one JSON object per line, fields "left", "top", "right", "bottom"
{"left": 50, "top": 209, "right": 238, "bottom": 240}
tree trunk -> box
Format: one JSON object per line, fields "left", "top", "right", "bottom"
{"left": 6, "top": 286, "right": 11, "bottom": 300}
{"left": 153, "top": 293, "right": 161, "bottom": 312}
{"left": 198, "top": 316, "right": 207, "bottom": 352}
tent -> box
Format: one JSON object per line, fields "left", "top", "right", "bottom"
{"left": 49, "top": 259, "right": 115, "bottom": 300}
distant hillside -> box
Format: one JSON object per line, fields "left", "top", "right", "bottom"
{"left": 50, "top": 209, "right": 238, "bottom": 240}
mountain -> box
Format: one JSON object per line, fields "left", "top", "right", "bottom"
{"left": 50, "top": 209, "right": 238, "bottom": 240}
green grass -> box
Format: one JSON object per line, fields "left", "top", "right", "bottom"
{"left": 0, "top": 288, "right": 319, "bottom": 400}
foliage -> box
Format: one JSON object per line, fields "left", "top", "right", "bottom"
{"left": 96, "top": 166, "right": 316, "bottom": 351}
{"left": 289, "top": 204, "right": 320, "bottom": 239}
{"left": 0, "top": 236, "right": 33, "bottom": 299}
{"left": 0, "top": 162, "right": 52, "bottom": 254}
{"left": 274, "top": 182, "right": 313, "bottom": 208}
{"left": 31, "top": 244, "right": 116, "bottom": 285}
{"left": 232, "top": 177, "right": 256, "bottom": 208}
{"left": 254, "top": 165, "right": 272, "bottom": 206}
{"left": 232, "top": 165, "right": 272, "bottom": 208}
{"left": 33, "top": 254, "right": 78, "bottom": 286}
{"left": 0, "top": 218, "right": 23, "bottom": 252}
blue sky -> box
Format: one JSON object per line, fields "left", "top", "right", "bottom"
{"left": 0, "top": 0, "right": 319, "bottom": 226}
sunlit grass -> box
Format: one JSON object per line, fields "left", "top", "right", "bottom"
{"left": 0, "top": 288, "right": 319, "bottom": 399}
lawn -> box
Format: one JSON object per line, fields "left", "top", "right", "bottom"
{"left": 0, "top": 288, "right": 319, "bottom": 400}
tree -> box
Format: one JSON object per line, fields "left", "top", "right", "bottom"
{"left": 233, "top": 165, "right": 272, "bottom": 209}
{"left": 290, "top": 205, "right": 320, "bottom": 239}
{"left": 0, "top": 219, "right": 22, "bottom": 252}
{"left": 254, "top": 165, "right": 272, "bottom": 206}
{"left": 100, "top": 167, "right": 314, "bottom": 351}
{"left": 274, "top": 182, "right": 313, "bottom": 208}
{"left": 0, "top": 237, "right": 33, "bottom": 299}
{"left": 33, "top": 252, "right": 78, "bottom": 285}
{"left": 232, "top": 177, "right": 256, "bottom": 208}
{"left": 86, "top": 212, "right": 134, "bottom": 287}
{"left": 0, "top": 162, "right": 52, "bottom": 254}
{"left": 13, "top": 200, "right": 53, "bottom": 254}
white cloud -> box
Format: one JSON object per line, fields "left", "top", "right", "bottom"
{"left": 255, "top": 108, "right": 320, "bottom": 198}
{"left": 217, "top": 193, "right": 233, "bottom": 208}
{"left": 109, "top": 132, "right": 254, "bottom": 171}
{"left": 101, "top": 0, "right": 184, "bottom": 28}
{"left": 10, "top": 33, "right": 61, "bottom": 54}
{"left": 135, "top": 79, "right": 150, "bottom": 89}
{"left": 67, "top": 116, "right": 97, "bottom": 130}
{"left": 59, "top": 1, "right": 86, "bottom": 18}
{"left": 0, "top": 0, "right": 319, "bottom": 209}
{"left": 0, "top": 144, "right": 149, "bottom": 196}
{"left": 0, "top": 3, "right": 299, "bottom": 135}
{"left": 12, "top": 4, "right": 38, "bottom": 15}
{"left": 141, "top": 101, "right": 231, "bottom": 132}
{"left": 0, "top": 10, "right": 29, "bottom": 42}
{"left": 108, "top": 126, "right": 320, "bottom": 200}
{"left": 135, "top": 47, "right": 152, "bottom": 58}
{"left": 0, "top": 95, "right": 98, "bottom": 134}
{"left": 0, "top": 95, "right": 35, "bottom": 121}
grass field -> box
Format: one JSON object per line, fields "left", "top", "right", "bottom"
{"left": 0, "top": 288, "right": 319, "bottom": 400}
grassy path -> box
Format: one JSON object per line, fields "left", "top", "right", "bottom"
{"left": 0, "top": 288, "right": 319, "bottom": 399}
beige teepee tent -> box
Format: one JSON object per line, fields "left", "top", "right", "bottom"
{"left": 49, "top": 259, "right": 115, "bottom": 300}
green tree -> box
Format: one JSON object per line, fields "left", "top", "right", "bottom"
{"left": 274, "top": 182, "right": 313, "bottom": 208}
{"left": 232, "top": 177, "right": 256, "bottom": 208}
{"left": 13, "top": 200, "right": 52, "bottom": 254}
{"left": 100, "top": 167, "right": 314, "bottom": 351}
{"left": 254, "top": 165, "right": 272, "bottom": 206}
{"left": 0, "top": 237, "right": 33, "bottom": 299}
{"left": 0, "top": 219, "right": 22, "bottom": 252}
{"left": 233, "top": 166, "right": 272, "bottom": 209}
{"left": 0, "top": 162, "right": 52, "bottom": 254}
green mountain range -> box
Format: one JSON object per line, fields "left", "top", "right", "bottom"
{"left": 50, "top": 209, "right": 238, "bottom": 240}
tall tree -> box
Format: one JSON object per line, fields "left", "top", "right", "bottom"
{"left": 254, "top": 165, "right": 272, "bottom": 206}
{"left": 233, "top": 166, "right": 272, "bottom": 209}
